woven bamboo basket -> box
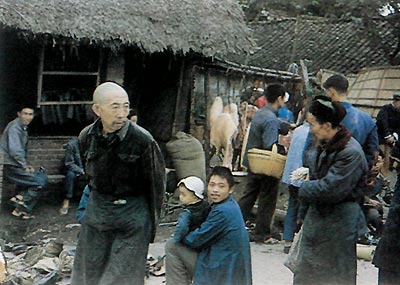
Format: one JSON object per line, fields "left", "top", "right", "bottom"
{"left": 247, "top": 144, "right": 287, "bottom": 178}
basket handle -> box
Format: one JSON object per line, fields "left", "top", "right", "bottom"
{"left": 271, "top": 144, "right": 278, "bottom": 153}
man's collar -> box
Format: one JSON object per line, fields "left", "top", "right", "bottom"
{"left": 16, "top": 118, "right": 28, "bottom": 131}
{"left": 117, "top": 120, "right": 130, "bottom": 140}
{"left": 263, "top": 104, "right": 278, "bottom": 114}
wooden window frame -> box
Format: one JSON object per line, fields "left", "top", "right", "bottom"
{"left": 37, "top": 45, "right": 103, "bottom": 106}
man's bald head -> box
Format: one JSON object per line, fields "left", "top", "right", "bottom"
{"left": 93, "top": 82, "right": 129, "bottom": 104}
{"left": 92, "top": 82, "right": 131, "bottom": 134}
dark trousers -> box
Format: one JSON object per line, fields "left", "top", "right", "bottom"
{"left": 64, "top": 170, "right": 79, "bottom": 200}
{"left": 3, "top": 165, "right": 48, "bottom": 212}
{"left": 238, "top": 172, "right": 279, "bottom": 239}
{"left": 71, "top": 193, "right": 151, "bottom": 285}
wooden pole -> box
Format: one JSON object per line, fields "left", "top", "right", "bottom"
{"left": 204, "top": 69, "right": 211, "bottom": 176}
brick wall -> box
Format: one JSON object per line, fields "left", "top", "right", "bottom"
{"left": 27, "top": 136, "right": 71, "bottom": 175}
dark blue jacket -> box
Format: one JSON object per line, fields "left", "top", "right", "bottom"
{"left": 341, "top": 102, "right": 378, "bottom": 165}
{"left": 295, "top": 129, "right": 369, "bottom": 284}
{"left": 173, "top": 200, "right": 210, "bottom": 243}
{"left": 243, "top": 105, "right": 279, "bottom": 168}
{"left": 63, "top": 137, "right": 84, "bottom": 174}
{"left": 184, "top": 196, "right": 252, "bottom": 285}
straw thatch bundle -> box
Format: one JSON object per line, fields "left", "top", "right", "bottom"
{"left": 348, "top": 66, "right": 400, "bottom": 118}
{"left": 0, "top": 0, "right": 254, "bottom": 56}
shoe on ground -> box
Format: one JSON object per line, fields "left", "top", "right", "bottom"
{"left": 10, "top": 196, "right": 28, "bottom": 209}
{"left": 283, "top": 245, "right": 291, "bottom": 254}
{"left": 11, "top": 208, "right": 34, "bottom": 220}
{"left": 245, "top": 221, "right": 255, "bottom": 230}
{"left": 59, "top": 199, "right": 70, "bottom": 215}
{"left": 59, "top": 207, "right": 68, "bottom": 215}
{"left": 263, "top": 237, "right": 280, "bottom": 245}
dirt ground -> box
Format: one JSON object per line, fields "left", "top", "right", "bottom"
{"left": 0, "top": 174, "right": 383, "bottom": 285}
{"left": 0, "top": 197, "right": 177, "bottom": 246}
{"left": 0, "top": 197, "right": 379, "bottom": 285}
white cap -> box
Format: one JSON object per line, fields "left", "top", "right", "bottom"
{"left": 177, "top": 176, "right": 205, "bottom": 199}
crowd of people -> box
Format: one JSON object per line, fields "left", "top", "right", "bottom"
{"left": 1, "top": 76, "right": 400, "bottom": 284}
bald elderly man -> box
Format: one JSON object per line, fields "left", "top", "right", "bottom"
{"left": 71, "top": 82, "right": 166, "bottom": 285}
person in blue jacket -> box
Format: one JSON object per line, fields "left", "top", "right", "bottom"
{"left": 165, "top": 166, "right": 252, "bottom": 285}
{"left": 323, "top": 74, "right": 378, "bottom": 167}
{"left": 59, "top": 137, "right": 85, "bottom": 215}
{"left": 76, "top": 184, "right": 91, "bottom": 223}
{"left": 293, "top": 96, "right": 369, "bottom": 285}
{"left": 0, "top": 105, "right": 48, "bottom": 219}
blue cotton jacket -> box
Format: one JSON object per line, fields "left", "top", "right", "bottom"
{"left": 173, "top": 200, "right": 210, "bottom": 243}
{"left": 0, "top": 118, "right": 29, "bottom": 168}
{"left": 295, "top": 130, "right": 369, "bottom": 284}
{"left": 341, "top": 102, "right": 378, "bottom": 165}
{"left": 282, "top": 123, "right": 310, "bottom": 186}
{"left": 243, "top": 105, "right": 279, "bottom": 168}
{"left": 278, "top": 105, "right": 295, "bottom": 123}
{"left": 63, "top": 137, "right": 84, "bottom": 174}
{"left": 184, "top": 196, "right": 252, "bottom": 285}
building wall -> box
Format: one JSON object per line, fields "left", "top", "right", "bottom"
{"left": 124, "top": 49, "right": 183, "bottom": 154}
{"left": 106, "top": 51, "right": 125, "bottom": 85}
{"left": 0, "top": 30, "right": 41, "bottom": 133}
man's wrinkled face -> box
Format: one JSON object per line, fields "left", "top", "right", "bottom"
{"left": 93, "top": 92, "right": 130, "bottom": 134}
{"left": 18, "top": 108, "right": 34, "bottom": 126}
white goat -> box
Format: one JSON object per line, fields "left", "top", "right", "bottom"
{"left": 210, "top": 96, "right": 239, "bottom": 169}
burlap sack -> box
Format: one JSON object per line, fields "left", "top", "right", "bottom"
{"left": 166, "top": 132, "right": 206, "bottom": 182}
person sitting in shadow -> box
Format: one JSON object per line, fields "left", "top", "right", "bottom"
{"left": 59, "top": 137, "right": 85, "bottom": 215}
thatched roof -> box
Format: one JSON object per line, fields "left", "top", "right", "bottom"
{"left": 0, "top": 0, "right": 254, "bottom": 57}
{"left": 348, "top": 66, "right": 400, "bottom": 118}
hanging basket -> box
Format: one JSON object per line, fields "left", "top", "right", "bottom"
{"left": 247, "top": 144, "right": 287, "bottom": 178}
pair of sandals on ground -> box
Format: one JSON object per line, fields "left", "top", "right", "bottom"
{"left": 10, "top": 196, "right": 71, "bottom": 219}
{"left": 9, "top": 194, "right": 34, "bottom": 220}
